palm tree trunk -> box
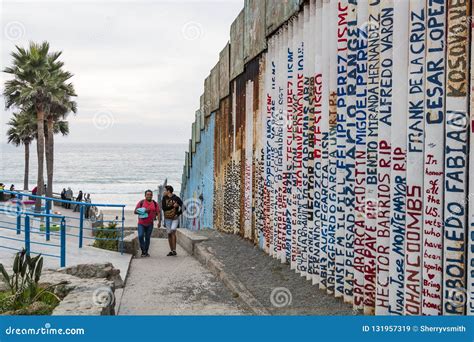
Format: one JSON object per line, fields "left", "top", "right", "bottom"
{"left": 45, "top": 118, "right": 54, "bottom": 198}
{"left": 35, "top": 109, "right": 45, "bottom": 212}
{"left": 24, "top": 142, "right": 30, "bottom": 191}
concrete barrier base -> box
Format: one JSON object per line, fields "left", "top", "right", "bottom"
{"left": 176, "top": 229, "right": 209, "bottom": 255}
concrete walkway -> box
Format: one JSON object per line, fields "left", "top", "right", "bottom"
{"left": 118, "top": 238, "right": 250, "bottom": 315}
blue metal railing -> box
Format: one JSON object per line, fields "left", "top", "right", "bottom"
{"left": 0, "top": 190, "right": 126, "bottom": 266}
{"left": 0, "top": 206, "right": 66, "bottom": 266}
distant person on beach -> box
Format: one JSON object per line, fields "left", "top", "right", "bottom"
{"left": 85, "top": 193, "right": 91, "bottom": 219}
{"left": 60, "top": 188, "right": 67, "bottom": 207}
{"left": 135, "top": 190, "right": 161, "bottom": 257}
{"left": 162, "top": 185, "right": 182, "bottom": 257}
{"left": 74, "top": 190, "right": 83, "bottom": 212}
{"left": 0, "top": 183, "right": 4, "bottom": 201}
{"left": 65, "top": 187, "right": 73, "bottom": 209}
{"left": 9, "top": 185, "right": 15, "bottom": 199}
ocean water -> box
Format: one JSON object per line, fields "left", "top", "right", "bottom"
{"left": 0, "top": 143, "right": 186, "bottom": 208}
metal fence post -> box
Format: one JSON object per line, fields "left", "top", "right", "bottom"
{"left": 120, "top": 206, "right": 125, "bottom": 254}
{"left": 24, "top": 214, "right": 30, "bottom": 255}
{"left": 16, "top": 194, "right": 22, "bottom": 235}
{"left": 79, "top": 205, "right": 84, "bottom": 248}
{"left": 60, "top": 217, "right": 66, "bottom": 267}
{"left": 45, "top": 199, "right": 51, "bottom": 241}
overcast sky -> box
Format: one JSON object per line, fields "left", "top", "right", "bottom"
{"left": 0, "top": 0, "right": 243, "bottom": 144}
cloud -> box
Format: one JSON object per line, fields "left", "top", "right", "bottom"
{"left": 1, "top": 0, "right": 243, "bottom": 144}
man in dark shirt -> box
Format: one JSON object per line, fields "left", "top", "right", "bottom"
{"left": 161, "top": 185, "right": 182, "bottom": 256}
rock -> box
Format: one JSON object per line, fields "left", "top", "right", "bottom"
{"left": 57, "top": 263, "right": 123, "bottom": 288}
{"left": 39, "top": 270, "right": 117, "bottom": 316}
{"left": 12, "top": 302, "right": 51, "bottom": 315}
{"left": 0, "top": 265, "right": 117, "bottom": 316}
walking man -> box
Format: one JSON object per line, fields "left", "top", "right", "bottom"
{"left": 135, "top": 190, "right": 161, "bottom": 257}
{"left": 162, "top": 185, "right": 182, "bottom": 256}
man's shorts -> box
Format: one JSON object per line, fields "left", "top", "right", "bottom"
{"left": 164, "top": 218, "right": 179, "bottom": 234}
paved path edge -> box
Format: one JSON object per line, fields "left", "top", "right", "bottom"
{"left": 114, "top": 252, "right": 134, "bottom": 314}
{"left": 177, "top": 229, "right": 269, "bottom": 315}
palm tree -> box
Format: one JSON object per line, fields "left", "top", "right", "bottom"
{"left": 6, "top": 111, "right": 35, "bottom": 190}
{"left": 6, "top": 109, "right": 70, "bottom": 193}
{"left": 3, "top": 42, "right": 76, "bottom": 208}
{"left": 45, "top": 94, "right": 76, "bottom": 198}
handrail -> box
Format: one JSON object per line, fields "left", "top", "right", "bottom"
{"left": 0, "top": 208, "right": 65, "bottom": 220}
{"left": 0, "top": 189, "right": 125, "bottom": 263}
{"left": 0, "top": 207, "right": 67, "bottom": 267}
{"left": 0, "top": 190, "right": 126, "bottom": 208}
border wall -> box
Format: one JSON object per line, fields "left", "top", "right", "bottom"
{"left": 180, "top": 0, "right": 474, "bottom": 316}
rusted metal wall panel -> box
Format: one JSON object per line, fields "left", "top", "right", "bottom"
{"left": 210, "top": 63, "right": 220, "bottom": 112}
{"left": 219, "top": 43, "right": 230, "bottom": 99}
{"left": 213, "top": 97, "right": 232, "bottom": 232}
{"left": 265, "top": 0, "right": 300, "bottom": 36}
{"left": 244, "top": 0, "right": 267, "bottom": 62}
{"left": 230, "top": 10, "right": 245, "bottom": 80}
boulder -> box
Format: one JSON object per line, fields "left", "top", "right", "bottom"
{"left": 57, "top": 263, "right": 123, "bottom": 288}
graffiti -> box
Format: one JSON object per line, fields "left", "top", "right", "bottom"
{"left": 335, "top": 0, "right": 348, "bottom": 299}
{"left": 387, "top": 0, "right": 409, "bottom": 316}
{"left": 363, "top": 0, "right": 380, "bottom": 315}
{"left": 469, "top": 0, "right": 474, "bottom": 317}
{"left": 353, "top": 0, "right": 368, "bottom": 311}
{"left": 375, "top": 0, "right": 393, "bottom": 315}
{"left": 244, "top": 80, "right": 254, "bottom": 240}
{"left": 343, "top": 0, "right": 357, "bottom": 304}
{"left": 327, "top": 0, "right": 339, "bottom": 296}
{"left": 422, "top": 0, "right": 446, "bottom": 316}
{"left": 443, "top": 0, "right": 470, "bottom": 315}
{"left": 313, "top": 0, "right": 323, "bottom": 286}
{"left": 182, "top": 0, "right": 474, "bottom": 316}
{"left": 404, "top": 0, "right": 425, "bottom": 316}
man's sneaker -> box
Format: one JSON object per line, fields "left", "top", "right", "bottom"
{"left": 145, "top": 253, "right": 150, "bottom": 257}
{"left": 172, "top": 250, "right": 177, "bottom": 256}
{"left": 141, "top": 253, "right": 146, "bottom": 257}
{"left": 167, "top": 251, "right": 174, "bottom": 256}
